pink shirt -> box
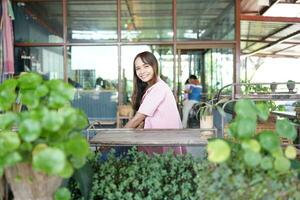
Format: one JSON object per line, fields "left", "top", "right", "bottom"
{"left": 138, "top": 79, "right": 182, "bottom": 129}
{"left": 137, "top": 78, "right": 186, "bottom": 155}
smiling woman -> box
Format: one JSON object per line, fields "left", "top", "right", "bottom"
{"left": 125, "top": 51, "right": 186, "bottom": 155}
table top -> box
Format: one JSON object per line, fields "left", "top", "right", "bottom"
{"left": 271, "top": 111, "right": 296, "bottom": 119}
{"left": 89, "top": 128, "right": 216, "bottom": 146}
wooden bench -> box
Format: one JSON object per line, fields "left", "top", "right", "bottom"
{"left": 89, "top": 128, "right": 217, "bottom": 147}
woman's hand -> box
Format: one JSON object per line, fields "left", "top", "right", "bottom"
{"left": 124, "top": 112, "right": 146, "bottom": 128}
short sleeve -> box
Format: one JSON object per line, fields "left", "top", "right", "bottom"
{"left": 138, "top": 84, "right": 166, "bottom": 117}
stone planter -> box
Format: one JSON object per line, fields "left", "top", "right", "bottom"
{"left": 5, "top": 163, "right": 62, "bottom": 200}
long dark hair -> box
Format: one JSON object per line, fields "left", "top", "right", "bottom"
{"left": 131, "top": 51, "right": 159, "bottom": 112}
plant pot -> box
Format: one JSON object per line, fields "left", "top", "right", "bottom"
{"left": 5, "top": 163, "right": 62, "bottom": 200}
{"left": 287, "top": 81, "right": 295, "bottom": 93}
{"left": 270, "top": 82, "right": 277, "bottom": 93}
{"left": 200, "top": 115, "right": 214, "bottom": 136}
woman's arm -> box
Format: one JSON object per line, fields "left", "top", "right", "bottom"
{"left": 124, "top": 112, "right": 146, "bottom": 128}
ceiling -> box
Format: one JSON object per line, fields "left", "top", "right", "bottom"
{"left": 240, "top": 0, "right": 300, "bottom": 58}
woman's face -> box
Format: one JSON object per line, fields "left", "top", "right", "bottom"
{"left": 134, "top": 56, "right": 154, "bottom": 83}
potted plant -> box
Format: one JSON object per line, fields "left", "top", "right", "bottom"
{"left": 287, "top": 80, "right": 295, "bottom": 93}
{"left": 196, "top": 98, "right": 227, "bottom": 134}
{"left": 270, "top": 82, "right": 277, "bottom": 93}
{"left": 0, "top": 73, "right": 90, "bottom": 200}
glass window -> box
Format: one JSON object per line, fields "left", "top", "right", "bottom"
{"left": 67, "top": 46, "right": 118, "bottom": 90}
{"left": 67, "top": 0, "right": 117, "bottom": 43}
{"left": 13, "top": 1, "right": 63, "bottom": 43}
{"left": 204, "top": 48, "right": 233, "bottom": 98}
{"left": 14, "top": 47, "right": 64, "bottom": 79}
{"left": 68, "top": 46, "right": 118, "bottom": 122}
{"left": 177, "top": 0, "right": 235, "bottom": 41}
{"left": 121, "top": 0, "right": 173, "bottom": 41}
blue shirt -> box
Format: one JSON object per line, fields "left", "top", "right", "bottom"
{"left": 188, "top": 84, "right": 202, "bottom": 101}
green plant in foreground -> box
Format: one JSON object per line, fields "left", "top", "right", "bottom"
{"left": 68, "top": 147, "right": 300, "bottom": 200}
{"left": 0, "top": 73, "right": 91, "bottom": 197}
{"left": 207, "top": 99, "right": 298, "bottom": 172}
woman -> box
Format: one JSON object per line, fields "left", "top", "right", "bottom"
{"left": 125, "top": 51, "right": 186, "bottom": 155}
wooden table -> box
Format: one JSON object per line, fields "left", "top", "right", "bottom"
{"left": 89, "top": 128, "right": 216, "bottom": 146}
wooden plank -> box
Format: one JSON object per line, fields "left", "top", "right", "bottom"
{"left": 271, "top": 111, "right": 296, "bottom": 119}
{"left": 90, "top": 129, "right": 216, "bottom": 146}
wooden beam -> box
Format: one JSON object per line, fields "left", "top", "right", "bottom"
{"left": 240, "top": 15, "right": 300, "bottom": 23}
{"left": 245, "top": 30, "right": 300, "bottom": 56}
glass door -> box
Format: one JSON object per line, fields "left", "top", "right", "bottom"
{"left": 177, "top": 46, "right": 234, "bottom": 105}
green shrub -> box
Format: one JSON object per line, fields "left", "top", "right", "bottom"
{"left": 69, "top": 147, "right": 300, "bottom": 200}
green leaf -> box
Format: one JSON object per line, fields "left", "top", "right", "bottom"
{"left": 241, "top": 139, "right": 261, "bottom": 153}
{"left": 58, "top": 108, "right": 78, "bottom": 130}
{"left": 70, "top": 156, "right": 86, "bottom": 169}
{"left": 227, "top": 121, "right": 238, "bottom": 137}
{"left": 270, "top": 146, "right": 283, "bottom": 158}
{"left": 33, "top": 147, "right": 66, "bottom": 175}
{"left": 207, "top": 139, "right": 231, "bottom": 163}
{"left": 18, "top": 73, "right": 43, "bottom": 90}
{"left": 285, "top": 145, "right": 297, "bottom": 159}
{"left": 0, "top": 79, "right": 17, "bottom": 111}
{"left": 66, "top": 138, "right": 89, "bottom": 157}
{"left": 260, "top": 156, "right": 273, "bottom": 170}
{"left": 34, "top": 85, "right": 49, "bottom": 98}
{"left": 47, "top": 80, "right": 75, "bottom": 101}
{"left": 0, "top": 131, "right": 21, "bottom": 156}
{"left": 1, "top": 79, "right": 18, "bottom": 90}
{"left": 42, "top": 110, "right": 64, "bottom": 132}
{"left": 54, "top": 187, "right": 71, "bottom": 200}
{"left": 234, "top": 99, "right": 257, "bottom": 119}
{"left": 3, "top": 151, "right": 22, "bottom": 167}
{"left": 74, "top": 109, "right": 89, "bottom": 129}
{"left": 274, "top": 156, "right": 290, "bottom": 172}
{"left": 58, "top": 161, "right": 74, "bottom": 178}
{"left": 258, "top": 131, "right": 280, "bottom": 152}
{"left": 20, "top": 90, "right": 39, "bottom": 108}
{"left": 0, "top": 112, "right": 18, "bottom": 130}
{"left": 275, "top": 118, "right": 297, "bottom": 141}
{"left": 255, "top": 102, "right": 269, "bottom": 121}
{"left": 19, "top": 119, "right": 41, "bottom": 142}
{"left": 243, "top": 150, "right": 261, "bottom": 167}
{"left": 237, "top": 117, "right": 256, "bottom": 139}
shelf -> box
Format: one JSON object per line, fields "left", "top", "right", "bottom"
{"left": 235, "top": 93, "right": 300, "bottom": 100}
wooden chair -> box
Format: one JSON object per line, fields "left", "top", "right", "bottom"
{"left": 116, "top": 105, "right": 134, "bottom": 128}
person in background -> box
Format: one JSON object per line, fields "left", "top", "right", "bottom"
{"left": 125, "top": 51, "right": 186, "bottom": 155}
{"left": 182, "top": 75, "right": 202, "bottom": 128}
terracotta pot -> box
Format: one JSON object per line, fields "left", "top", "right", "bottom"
{"left": 5, "top": 163, "right": 62, "bottom": 200}
{"left": 200, "top": 115, "right": 214, "bottom": 136}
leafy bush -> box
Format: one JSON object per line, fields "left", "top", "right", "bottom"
{"left": 69, "top": 147, "right": 300, "bottom": 200}
{"left": 0, "top": 72, "right": 90, "bottom": 178}
{"left": 90, "top": 148, "right": 198, "bottom": 200}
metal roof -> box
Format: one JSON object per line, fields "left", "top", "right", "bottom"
{"left": 241, "top": 0, "right": 300, "bottom": 58}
